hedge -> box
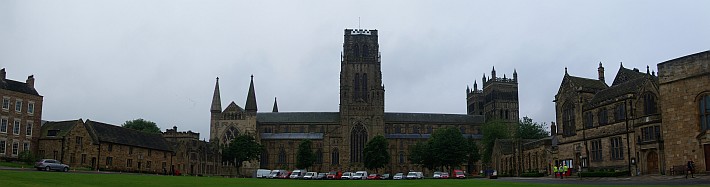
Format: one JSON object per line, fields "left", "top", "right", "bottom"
{"left": 579, "top": 170, "right": 628, "bottom": 177}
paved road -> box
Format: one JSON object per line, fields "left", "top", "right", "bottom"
{"left": 495, "top": 175, "right": 710, "bottom": 186}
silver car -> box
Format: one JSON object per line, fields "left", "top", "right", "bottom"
{"left": 35, "top": 159, "right": 70, "bottom": 172}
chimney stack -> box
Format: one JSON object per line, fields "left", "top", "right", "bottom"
{"left": 598, "top": 62, "right": 605, "bottom": 82}
{"left": 1, "top": 68, "right": 5, "bottom": 80}
{"left": 26, "top": 75, "right": 35, "bottom": 88}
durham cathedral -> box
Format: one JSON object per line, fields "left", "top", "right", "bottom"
{"left": 209, "top": 29, "right": 519, "bottom": 174}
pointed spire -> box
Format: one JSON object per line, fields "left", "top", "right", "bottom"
{"left": 245, "top": 75, "right": 258, "bottom": 113}
{"left": 513, "top": 69, "right": 518, "bottom": 81}
{"left": 646, "top": 65, "right": 650, "bottom": 74}
{"left": 210, "top": 77, "right": 222, "bottom": 113}
{"left": 272, "top": 97, "right": 279, "bottom": 113}
{"left": 491, "top": 66, "right": 497, "bottom": 78}
{"left": 473, "top": 80, "right": 478, "bottom": 91}
{"left": 565, "top": 67, "right": 568, "bottom": 75}
{"left": 598, "top": 62, "right": 605, "bottom": 82}
{"left": 620, "top": 62, "right": 624, "bottom": 68}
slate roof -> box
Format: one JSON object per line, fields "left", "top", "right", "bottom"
{"left": 224, "top": 102, "right": 245, "bottom": 112}
{"left": 260, "top": 133, "right": 324, "bottom": 140}
{"left": 0, "top": 79, "right": 40, "bottom": 96}
{"left": 611, "top": 67, "right": 647, "bottom": 86}
{"left": 256, "top": 112, "right": 483, "bottom": 125}
{"left": 85, "top": 120, "right": 172, "bottom": 152}
{"left": 39, "top": 120, "right": 81, "bottom": 139}
{"left": 565, "top": 75, "right": 608, "bottom": 93}
{"left": 384, "top": 113, "right": 483, "bottom": 124}
{"left": 257, "top": 112, "right": 340, "bottom": 124}
{"left": 586, "top": 68, "right": 657, "bottom": 108}
{"left": 385, "top": 134, "right": 482, "bottom": 139}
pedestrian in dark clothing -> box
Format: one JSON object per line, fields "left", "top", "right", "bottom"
{"left": 686, "top": 160, "right": 695, "bottom": 179}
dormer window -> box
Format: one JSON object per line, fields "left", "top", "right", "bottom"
{"left": 47, "top": 130, "right": 59, "bottom": 137}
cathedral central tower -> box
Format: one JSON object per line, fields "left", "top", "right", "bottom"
{"left": 339, "top": 29, "right": 385, "bottom": 164}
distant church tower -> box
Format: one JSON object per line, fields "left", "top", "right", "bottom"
{"left": 467, "top": 67, "right": 519, "bottom": 124}
{"left": 339, "top": 29, "right": 385, "bottom": 165}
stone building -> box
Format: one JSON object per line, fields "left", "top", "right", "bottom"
{"left": 554, "top": 62, "right": 660, "bottom": 175}
{"left": 38, "top": 119, "right": 173, "bottom": 173}
{"left": 492, "top": 137, "right": 553, "bottom": 176}
{"left": 163, "top": 126, "right": 221, "bottom": 176}
{"left": 208, "top": 29, "right": 504, "bottom": 175}
{"left": 0, "top": 68, "right": 42, "bottom": 161}
{"left": 467, "top": 67, "right": 519, "bottom": 125}
{"left": 658, "top": 50, "right": 710, "bottom": 174}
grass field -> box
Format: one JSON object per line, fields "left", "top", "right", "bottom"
{"left": 0, "top": 170, "right": 702, "bottom": 187}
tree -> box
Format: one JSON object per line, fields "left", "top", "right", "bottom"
{"left": 296, "top": 139, "right": 315, "bottom": 169}
{"left": 222, "top": 134, "right": 264, "bottom": 176}
{"left": 122, "top": 118, "right": 161, "bottom": 134}
{"left": 466, "top": 139, "right": 481, "bottom": 171}
{"left": 516, "top": 116, "right": 549, "bottom": 139}
{"left": 409, "top": 141, "right": 436, "bottom": 170}
{"left": 481, "top": 120, "right": 512, "bottom": 164}
{"left": 363, "top": 135, "right": 390, "bottom": 172}
{"left": 429, "top": 127, "right": 469, "bottom": 171}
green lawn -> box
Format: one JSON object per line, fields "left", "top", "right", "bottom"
{"left": 0, "top": 170, "right": 698, "bottom": 187}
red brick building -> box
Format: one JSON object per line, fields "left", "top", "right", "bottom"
{"left": 0, "top": 68, "right": 42, "bottom": 160}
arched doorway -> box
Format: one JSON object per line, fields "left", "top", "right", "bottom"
{"left": 350, "top": 123, "right": 367, "bottom": 163}
{"left": 647, "top": 151, "right": 659, "bottom": 174}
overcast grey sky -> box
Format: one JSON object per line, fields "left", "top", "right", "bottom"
{"left": 2, "top": 0, "right": 709, "bottom": 140}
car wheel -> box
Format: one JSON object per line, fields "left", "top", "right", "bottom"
{"left": 45, "top": 166, "right": 51, "bottom": 171}
{"left": 63, "top": 167, "right": 69, "bottom": 172}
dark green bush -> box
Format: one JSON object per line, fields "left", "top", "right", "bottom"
{"left": 579, "top": 170, "right": 628, "bottom": 177}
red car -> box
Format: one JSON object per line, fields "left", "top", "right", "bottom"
{"left": 278, "top": 171, "right": 292, "bottom": 179}
{"left": 453, "top": 170, "right": 466, "bottom": 179}
{"left": 326, "top": 171, "right": 342, "bottom": 179}
{"left": 440, "top": 172, "right": 450, "bottom": 179}
{"left": 367, "top": 174, "right": 381, "bottom": 180}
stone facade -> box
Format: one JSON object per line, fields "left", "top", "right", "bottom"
{"left": 468, "top": 67, "right": 519, "bottom": 125}
{"left": 209, "top": 29, "right": 491, "bottom": 175}
{"left": 658, "top": 50, "right": 710, "bottom": 174}
{"left": 0, "top": 68, "right": 43, "bottom": 161}
{"left": 38, "top": 119, "right": 173, "bottom": 174}
{"left": 163, "top": 126, "right": 222, "bottom": 176}
{"left": 492, "top": 138, "right": 552, "bottom": 176}
{"left": 554, "top": 63, "right": 660, "bottom": 175}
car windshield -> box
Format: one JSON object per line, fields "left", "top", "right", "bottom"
{"left": 328, "top": 172, "right": 336, "bottom": 175}
{"left": 368, "top": 174, "right": 377, "bottom": 177}
{"left": 407, "top": 172, "right": 416, "bottom": 176}
{"left": 456, "top": 171, "right": 463, "bottom": 175}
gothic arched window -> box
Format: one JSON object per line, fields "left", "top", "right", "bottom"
{"left": 222, "top": 126, "right": 239, "bottom": 145}
{"left": 399, "top": 151, "right": 405, "bottom": 164}
{"left": 350, "top": 123, "right": 368, "bottom": 163}
{"left": 700, "top": 94, "right": 710, "bottom": 131}
{"left": 278, "top": 146, "right": 286, "bottom": 164}
{"left": 644, "top": 92, "right": 658, "bottom": 115}
{"left": 353, "top": 45, "right": 360, "bottom": 58}
{"left": 260, "top": 150, "right": 269, "bottom": 168}
{"left": 562, "top": 102, "right": 576, "bottom": 136}
{"left": 362, "top": 44, "right": 369, "bottom": 57}
{"left": 354, "top": 73, "right": 360, "bottom": 101}
{"left": 362, "top": 73, "right": 368, "bottom": 101}
{"left": 331, "top": 148, "right": 339, "bottom": 165}
{"left": 315, "top": 148, "right": 323, "bottom": 164}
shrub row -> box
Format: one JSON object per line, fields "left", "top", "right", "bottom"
{"left": 579, "top": 170, "right": 628, "bottom": 177}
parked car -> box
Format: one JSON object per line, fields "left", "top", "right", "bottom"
{"left": 433, "top": 171, "right": 443, "bottom": 179}
{"left": 489, "top": 170, "right": 498, "bottom": 179}
{"left": 256, "top": 169, "right": 271, "bottom": 178}
{"left": 326, "top": 171, "right": 342, "bottom": 179}
{"left": 341, "top": 172, "right": 353, "bottom": 179}
{"left": 34, "top": 159, "right": 69, "bottom": 172}
{"left": 367, "top": 174, "right": 381, "bottom": 180}
{"left": 440, "top": 172, "right": 450, "bottom": 179}
{"left": 352, "top": 171, "right": 368, "bottom": 180}
{"left": 406, "top": 171, "right": 423, "bottom": 179}
{"left": 303, "top": 172, "right": 318, "bottom": 179}
{"left": 393, "top": 173, "right": 404, "bottom": 180}
{"left": 453, "top": 170, "right": 466, "bottom": 179}
{"left": 316, "top": 173, "right": 327, "bottom": 180}
{"left": 290, "top": 169, "right": 307, "bottom": 179}
{"left": 278, "top": 171, "right": 292, "bottom": 179}
{"left": 380, "top": 173, "right": 391, "bottom": 180}
{"left": 269, "top": 170, "right": 287, "bottom": 179}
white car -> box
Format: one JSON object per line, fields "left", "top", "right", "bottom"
{"left": 341, "top": 172, "right": 353, "bottom": 179}
{"left": 393, "top": 173, "right": 404, "bottom": 180}
{"left": 406, "top": 171, "right": 423, "bottom": 179}
{"left": 352, "top": 171, "right": 368, "bottom": 180}
{"left": 290, "top": 169, "right": 307, "bottom": 179}
{"left": 303, "top": 172, "right": 318, "bottom": 179}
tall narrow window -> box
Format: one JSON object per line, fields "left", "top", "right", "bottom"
{"left": 590, "top": 140, "right": 602, "bottom": 162}
{"left": 0, "top": 118, "right": 7, "bottom": 133}
{"left": 12, "top": 142, "right": 19, "bottom": 155}
{"left": 362, "top": 73, "right": 368, "bottom": 101}
{"left": 610, "top": 137, "right": 623, "bottom": 160}
{"left": 331, "top": 148, "right": 339, "bottom": 165}
{"left": 562, "top": 103, "right": 576, "bottom": 136}
{"left": 278, "top": 146, "right": 286, "bottom": 164}
{"left": 25, "top": 121, "right": 32, "bottom": 136}
{"left": 353, "top": 45, "right": 360, "bottom": 57}
{"left": 15, "top": 100, "right": 22, "bottom": 112}
{"left": 584, "top": 112, "right": 594, "bottom": 129}
{"left": 362, "top": 45, "right": 369, "bottom": 57}
{"left": 260, "top": 150, "right": 269, "bottom": 168}
{"left": 315, "top": 148, "right": 323, "bottom": 164}
{"left": 0, "top": 140, "right": 5, "bottom": 155}
{"left": 644, "top": 93, "right": 657, "bottom": 115}
{"left": 13, "top": 120, "right": 20, "bottom": 135}
{"left": 354, "top": 73, "right": 360, "bottom": 101}
{"left": 614, "top": 104, "right": 626, "bottom": 122}
{"left": 399, "top": 152, "right": 405, "bottom": 164}
{"left": 1, "top": 97, "right": 8, "bottom": 110}
{"left": 28, "top": 102, "right": 34, "bottom": 114}
{"left": 701, "top": 95, "right": 710, "bottom": 131}
{"left": 598, "top": 108, "right": 608, "bottom": 126}
{"left": 350, "top": 124, "right": 367, "bottom": 163}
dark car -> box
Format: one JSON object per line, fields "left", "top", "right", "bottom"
{"left": 34, "top": 159, "right": 70, "bottom": 172}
